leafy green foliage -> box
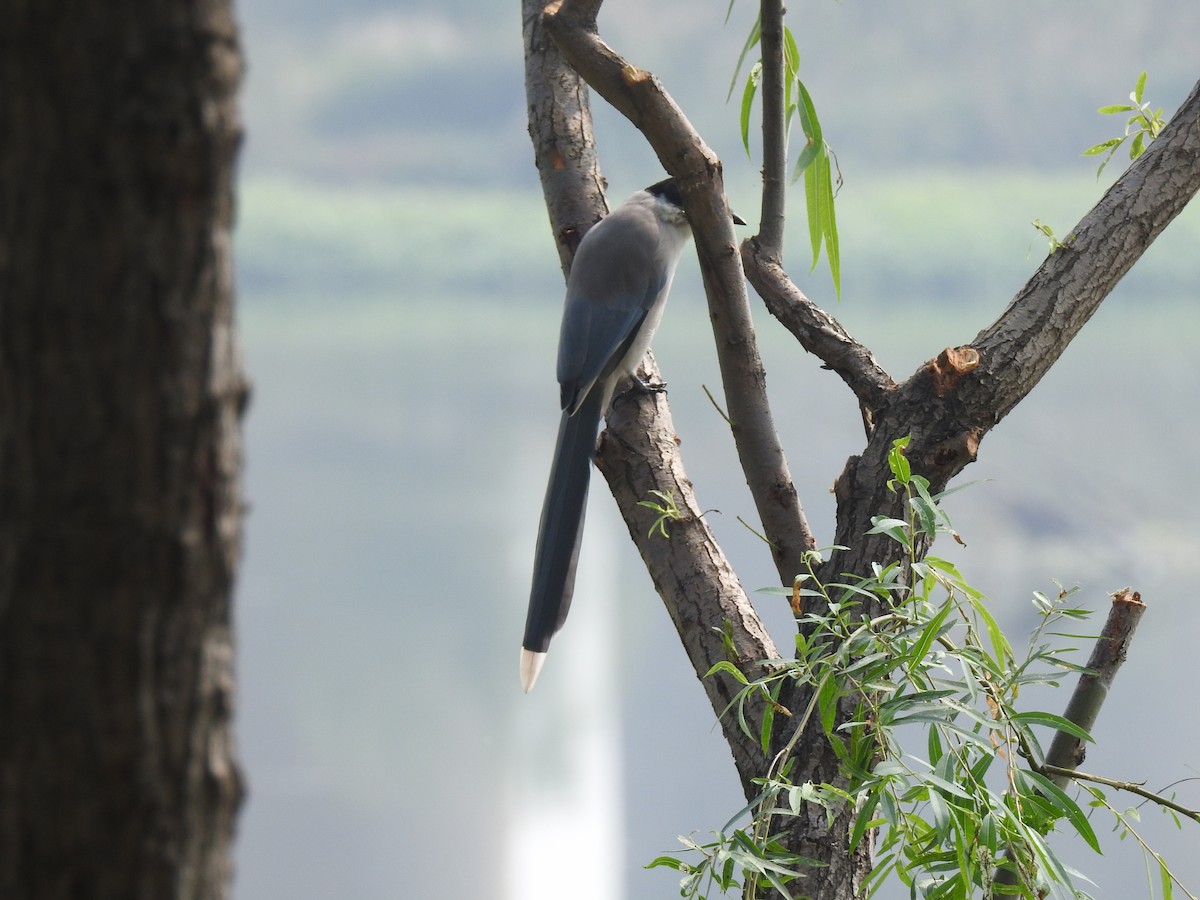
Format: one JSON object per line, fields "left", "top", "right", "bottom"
{"left": 649, "top": 438, "right": 1196, "bottom": 899}
{"left": 729, "top": 14, "right": 841, "bottom": 296}
{"left": 1031, "top": 218, "right": 1074, "bottom": 255}
{"left": 1083, "top": 72, "right": 1166, "bottom": 179}
{"left": 639, "top": 489, "right": 684, "bottom": 539}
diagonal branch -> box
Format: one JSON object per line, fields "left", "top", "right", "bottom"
{"left": 962, "top": 76, "right": 1200, "bottom": 429}
{"left": 742, "top": 246, "right": 897, "bottom": 415}
{"left": 826, "top": 77, "right": 1200, "bottom": 550}
{"left": 1039, "top": 766, "right": 1200, "bottom": 823}
{"left": 544, "top": 2, "right": 816, "bottom": 583}
{"left": 1043, "top": 588, "right": 1146, "bottom": 783}
{"left": 594, "top": 353, "right": 780, "bottom": 794}
{"left": 996, "top": 588, "right": 1149, "bottom": 888}
{"left": 521, "top": 0, "right": 608, "bottom": 273}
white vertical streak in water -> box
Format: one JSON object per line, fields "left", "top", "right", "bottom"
{"left": 506, "top": 491, "right": 624, "bottom": 900}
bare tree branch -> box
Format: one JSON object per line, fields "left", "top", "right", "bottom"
{"left": 1045, "top": 587, "right": 1147, "bottom": 782}
{"left": 521, "top": 0, "right": 608, "bottom": 273}
{"left": 1040, "top": 766, "right": 1200, "bottom": 823}
{"left": 595, "top": 353, "right": 780, "bottom": 795}
{"left": 742, "top": 246, "right": 897, "bottom": 415}
{"left": 998, "top": 588, "right": 1148, "bottom": 889}
{"left": 965, "top": 77, "right": 1200, "bottom": 429}
{"left": 758, "top": 0, "right": 787, "bottom": 257}
{"left": 542, "top": 2, "right": 817, "bottom": 583}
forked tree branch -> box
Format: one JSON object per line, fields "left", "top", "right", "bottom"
{"left": 822, "top": 77, "right": 1200, "bottom": 577}
{"left": 742, "top": 248, "right": 898, "bottom": 414}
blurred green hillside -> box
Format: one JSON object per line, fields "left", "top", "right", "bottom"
{"left": 236, "top": 0, "right": 1200, "bottom": 184}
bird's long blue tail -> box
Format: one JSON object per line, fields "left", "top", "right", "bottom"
{"left": 521, "top": 390, "right": 604, "bottom": 690}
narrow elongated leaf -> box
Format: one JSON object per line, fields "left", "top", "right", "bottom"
{"left": 923, "top": 771, "right": 973, "bottom": 801}
{"left": 782, "top": 25, "right": 801, "bottom": 81}
{"left": 705, "top": 660, "right": 750, "bottom": 684}
{"left": 726, "top": 15, "right": 761, "bottom": 101}
{"left": 1131, "top": 131, "right": 1146, "bottom": 159}
{"left": 760, "top": 682, "right": 775, "bottom": 753}
{"left": 926, "top": 788, "right": 950, "bottom": 835}
{"left": 645, "top": 855, "right": 683, "bottom": 870}
{"left": 927, "top": 720, "right": 944, "bottom": 767}
{"left": 803, "top": 147, "right": 822, "bottom": 260}
{"left": 867, "top": 516, "right": 909, "bottom": 544}
{"left": 850, "top": 792, "right": 882, "bottom": 851}
{"left": 795, "top": 139, "right": 820, "bottom": 175}
{"left": 1160, "top": 856, "right": 1174, "bottom": 900}
{"left": 880, "top": 689, "right": 957, "bottom": 711}
{"left": 796, "top": 81, "right": 840, "bottom": 294}
{"left": 782, "top": 25, "right": 800, "bottom": 115}
{"left": 1020, "top": 770, "right": 1102, "bottom": 853}
{"left": 968, "top": 593, "right": 1012, "bottom": 664}
{"left": 909, "top": 494, "right": 939, "bottom": 537}
{"left": 911, "top": 600, "right": 954, "bottom": 668}
{"left": 796, "top": 79, "right": 822, "bottom": 147}
{"left": 818, "top": 147, "right": 841, "bottom": 296}
{"left": 740, "top": 61, "right": 762, "bottom": 158}
{"left": 1082, "top": 137, "right": 1122, "bottom": 156}
{"left": 1012, "top": 711, "right": 1094, "bottom": 743}
{"left": 887, "top": 437, "right": 911, "bottom": 482}
{"left": 818, "top": 673, "right": 839, "bottom": 735}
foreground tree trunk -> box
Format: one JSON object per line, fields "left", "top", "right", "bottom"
{"left": 0, "top": 2, "right": 246, "bottom": 898}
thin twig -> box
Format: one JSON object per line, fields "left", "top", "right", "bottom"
{"left": 742, "top": 247, "right": 896, "bottom": 413}
{"left": 1039, "top": 764, "right": 1200, "bottom": 823}
{"left": 758, "top": 0, "right": 786, "bottom": 257}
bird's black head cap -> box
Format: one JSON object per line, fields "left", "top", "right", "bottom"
{"left": 643, "top": 177, "right": 684, "bottom": 209}
{"left": 642, "top": 177, "right": 746, "bottom": 224}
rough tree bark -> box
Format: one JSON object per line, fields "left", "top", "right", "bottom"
{"left": 522, "top": 2, "right": 1200, "bottom": 898}
{"left": 0, "top": 2, "right": 246, "bottom": 898}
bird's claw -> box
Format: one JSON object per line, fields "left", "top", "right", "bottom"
{"left": 622, "top": 376, "right": 667, "bottom": 400}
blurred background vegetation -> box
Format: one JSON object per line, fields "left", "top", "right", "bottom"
{"left": 231, "top": 1, "right": 1200, "bottom": 898}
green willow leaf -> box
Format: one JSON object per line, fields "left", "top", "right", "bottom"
{"left": 705, "top": 660, "right": 749, "bottom": 684}
{"left": 1134, "top": 69, "right": 1147, "bottom": 104}
{"left": 1011, "top": 711, "right": 1094, "bottom": 743}
{"left": 726, "top": 15, "right": 761, "bottom": 102}
{"left": 740, "top": 61, "right": 763, "bottom": 158}
{"left": 1020, "top": 770, "right": 1102, "bottom": 853}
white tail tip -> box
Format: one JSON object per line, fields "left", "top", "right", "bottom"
{"left": 520, "top": 648, "right": 547, "bottom": 693}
